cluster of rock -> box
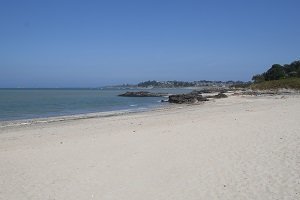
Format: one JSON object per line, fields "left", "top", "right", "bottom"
{"left": 168, "top": 92, "right": 228, "bottom": 104}
{"left": 238, "top": 90, "right": 295, "bottom": 96}
{"left": 207, "top": 93, "right": 228, "bottom": 99}
{"left": 191, "top": 88, "right": 229, "bottom": 94}
{"left": 168, "top": 94, "right": 208, "bottom": 104}
{"left": 118, "top": 91, "right": 168, "bottom": 97}
{"left": 118, "top": 90, "right": 228, "bottom": 104}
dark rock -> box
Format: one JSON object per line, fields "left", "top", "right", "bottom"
{"left": 193, "top": 88, "right": 229, "bottom": 94}
{"left": 118, "top": 91, "right": 168, "bottom": 97}
{"left": 168, "top": 94, "right": 208, "bottom": 104}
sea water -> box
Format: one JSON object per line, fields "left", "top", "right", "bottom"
{"left": 0, "top": 88, "right": 192, "bottom": 121}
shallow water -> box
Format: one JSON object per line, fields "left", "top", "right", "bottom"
{"left": 0, "top": 88, "right": 192, "bottom": 121}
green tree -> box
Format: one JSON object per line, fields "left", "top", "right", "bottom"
{"left": 264, "top": 64, "right": 286, "bottom": 80}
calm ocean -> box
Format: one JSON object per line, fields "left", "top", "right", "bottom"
{"left": 0, "top": 88, "right": 192, "bottom": 121}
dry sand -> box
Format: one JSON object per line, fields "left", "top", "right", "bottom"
{"left": 0, "top": 95, "right": 299, "bottom": 200}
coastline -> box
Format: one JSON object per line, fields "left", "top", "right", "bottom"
{"left": 0, "top": 90, "right": 297, "bottom": 130}
{"left": 0, "top": 94, "right": 299, "bottom": 199}
{"left": 1, "top": 89, "right": 297, "bottom": 130}
{"left": 0, "top": 103, "right": 172, "bottom": 130}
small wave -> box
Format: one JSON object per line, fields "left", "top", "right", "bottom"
{"left": 130, "top": 104, "right": 137, "bottom": 107}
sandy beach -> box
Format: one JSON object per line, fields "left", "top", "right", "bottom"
{"left": 0, "top": 94, "right": 299, "bottom": 200}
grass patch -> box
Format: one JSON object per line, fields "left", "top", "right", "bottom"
{"left": 251, "top": 78, "right": 300, "bottom": 90}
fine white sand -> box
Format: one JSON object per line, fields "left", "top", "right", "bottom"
{"left": 0, "top": 95, "right": 299, "bottom": 200}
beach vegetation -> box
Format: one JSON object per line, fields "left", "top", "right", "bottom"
{"left": 252, "top": 60, "right": 300, "bottom": 83}
{"left": 249, "top": 60, "right": 300, "bottom": 90}
{"left": 251, "top": 77, "right": 300, "bottom": 90}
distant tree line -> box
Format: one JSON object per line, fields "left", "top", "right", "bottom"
{"left": 252, "top": 60, "right": 300, "bottom": 83}
{"left": 137, "top": 80, "right": 195, "bottom": 87}
{"left": 137, "top": 80, "right": 245, "bottom": 88}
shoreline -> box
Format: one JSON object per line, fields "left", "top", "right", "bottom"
{"left": 0, "top": 103, "right": 173, "bottom": 130}
{"left": 1, "top": 88, "right": 298, "bottom": 128}
{"left": 1, "top": 91, "right": 298, "bottom": 130}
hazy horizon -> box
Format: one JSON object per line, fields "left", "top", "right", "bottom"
{"left": 1, "top": 0, "right": 300, "bottom": 88}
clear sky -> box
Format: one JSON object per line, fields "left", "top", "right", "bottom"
{"left": 1, "top": 0, "right": 300, "bottom": 87}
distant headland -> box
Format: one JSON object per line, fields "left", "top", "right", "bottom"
{"left": 103, "top": 80, "right": 248, "bottom": 89}
{"left": 104, "top": 59, "right": 300, "bottom": 90}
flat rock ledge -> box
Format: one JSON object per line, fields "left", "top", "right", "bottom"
{"left": 118, "top": 91, "right": 168, "bottom": 97}
{"left": 118, "top": 91, "right": 228, "bottom": 104}
{"left": 207, "top": 93, "right": 228, "bottom": 99}
{"left": 168, "top": 92, "right": 228, "bottom": 104}
{"left": 168, "top": 94, "right": 208, "bottom": 104}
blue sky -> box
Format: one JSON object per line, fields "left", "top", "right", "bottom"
{"left": 1, "top": 0, "right": 299, "bottom": 87}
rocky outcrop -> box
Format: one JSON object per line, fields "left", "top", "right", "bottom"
{"left": 191, "top": 88, "right": 229, "bottom": 94}
{"left": 118, "top": 91, "right": 168, "bottom": 97}
{"left": 207, "top": 93, "right": 228, "bottom": 99}
{"left": 168, "top": 94, "right": 208, "bottom": 104}
{"left": 119, "top": 90, "right": 227, "bottom": 104}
